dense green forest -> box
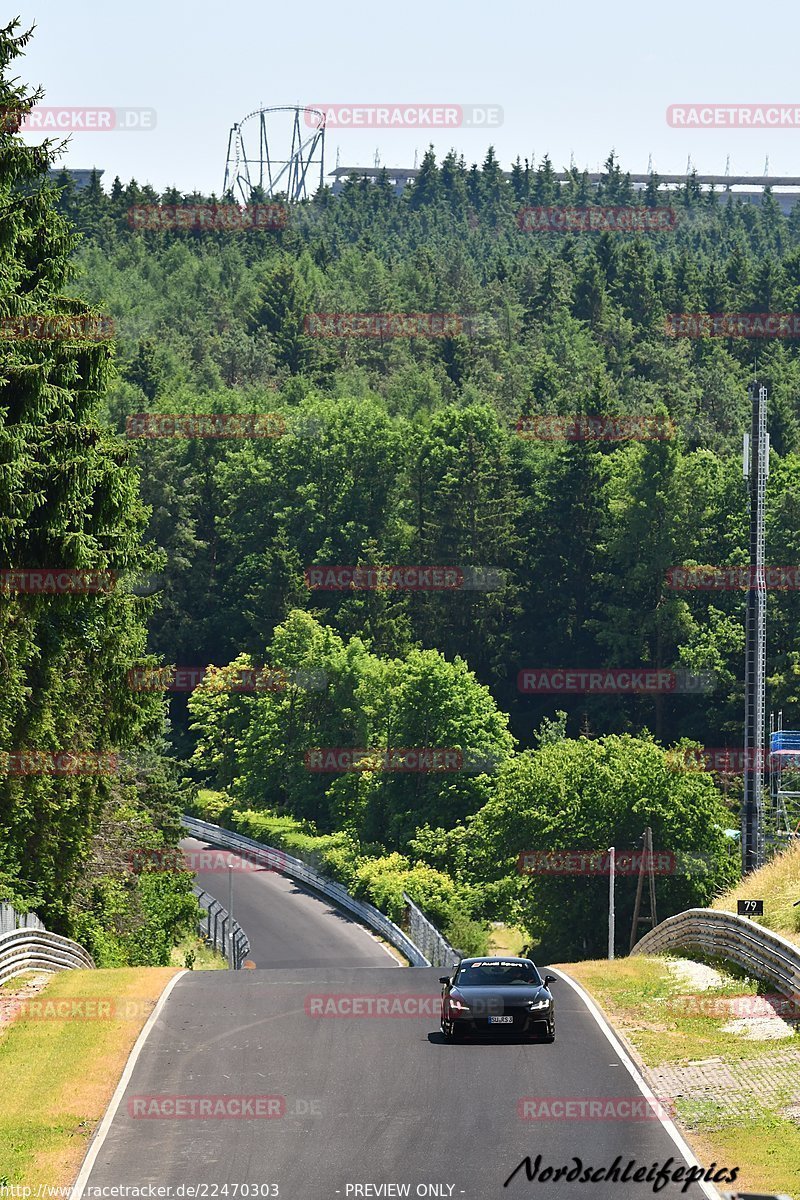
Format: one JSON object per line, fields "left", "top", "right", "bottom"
{"left": 4, "top": 16, "right": 800, "bottom": 960}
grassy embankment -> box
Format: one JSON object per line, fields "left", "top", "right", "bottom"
{"left": 559, "top": 842, "right": 800, "bottom": 1199}
{"left": 0, "top": 967, "right": 179, "bottom": 1187}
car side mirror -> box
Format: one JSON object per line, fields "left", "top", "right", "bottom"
{"left": 543, "top": 974, "right": 556, "bottom": 986}
{"left": 439, "top": 976, "right": 450, "bottom": 985}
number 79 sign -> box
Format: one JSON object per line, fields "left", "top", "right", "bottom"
{"left": 737, "top": 898, "right": 764, "bottom": 916}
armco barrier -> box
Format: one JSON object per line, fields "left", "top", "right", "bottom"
{"left": 182, "top": 815, "right": 433, "bottom": 966}
{"left": 721, "top": 1193, "right": 793, "bottom": 1199}
{"left": 632, "top": 907, "right": 800, "bottom": 1000}
{"left": 0, "top": 927, "right": 95, "bottom": 985}
{"left": 194, "top": 884, "right": 250, "bottom": 969}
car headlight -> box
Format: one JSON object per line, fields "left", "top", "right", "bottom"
{"left": 527, "top": 999, "right": 550, "bottom": 1010}
{"left": 449, "top": 997, "right": 470, "bottom": 1012}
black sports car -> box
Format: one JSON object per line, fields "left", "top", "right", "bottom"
{"left": 439, "top": 956, "right": 556, "bottom": 1042}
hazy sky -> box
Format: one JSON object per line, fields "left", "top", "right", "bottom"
{"left": 11, "top": 0, "right": 800, "bottom": 195}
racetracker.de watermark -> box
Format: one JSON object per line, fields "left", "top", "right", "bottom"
{"left": 303, "top": 312, "right": 486, "bottom": 338}
{"left": 305, "top": 993, "right": 441, "bottom": 1017}
{"left": 0, "top": 750, "right": 118, "bottom": 775}
{"left": 127, "top": 1095, "right": 284, "bottom": 1119}
{"left": 128, "top": 205, "right": 288, "bottom": 232}
{"left": 517, "top": 1097, "right": 674, "bottom": 1121}
{"left": 0, "top": 315, "right": 114, "bottom": 341}
{"left": 0, "top": 997, "right": 154, "bottom": 1020}
{"left": 518, "top": 207, "right": 677, "bottom": 233}
{"left": 0, "top": 569, "right": 163, "bottom": 595}
{"left": 126, "top": 413, "right": 286, "bottom": 439}
{"left": 662, "top": 992, "right": 800, "bottom": 1019}
{"left": 305, "top": 747, "right": 495, "bottom": 773}
{"left": 306, "top": 104, "right": 502, "bottom": 128}
{"left": 515, "top": 415, "right": 673, "bottom": 441}
{"left": 666, "top": 565, "right": 800, "bottom": 589}
{"left": 128, "top": 847, "right": 287, "bottom": 874}
{"left": 2, "top": 106, "right": 156, "bottom": 131}
{"left": 305, "top": 565, "right": 505, "bottom": 591}
{"left": 126, "top": 666, "right": 328, "bottom": 692}
{"left": 667, "top": 747, "right": 800, "bottom": 772}
{"left": 517, "top": 850, "right": 679, "bottom": 876}
{"left": 517, "top": 668, "right": 715, "bottom": 694}
{"left": 667, "top": 103, "right": 800, "bottom": 128}
{"left": 666, "top": 313, "right": 800, "bottom": 338}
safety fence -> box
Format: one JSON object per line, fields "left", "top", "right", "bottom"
{"left": 0, "top": 902, "right": 45, "bottom": 935}
{"left": 194, "top": 884, "right": 250, "bottom": 969}
{"left": 402, "top": 892, "right": 461, "bottom": 969}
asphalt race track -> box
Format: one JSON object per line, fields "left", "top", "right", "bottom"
{"left": 183, "top": 836, "right": 395, "bottom": 968}
{"left": 76, "top": 840, "right": 725, "bottom": 1200}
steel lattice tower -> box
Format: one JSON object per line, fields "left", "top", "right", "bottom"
{"left": 742, "top": 380, "right": 769, "bottom": 871}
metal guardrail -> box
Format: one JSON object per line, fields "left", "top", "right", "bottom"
{"left": 0, "top": 902, "right": 45, "bottom": 935}
{"left": 402, "top": 892, "right": 461, "bottom": 969}
{"left": 0, "top": 927, "right": 95, "bottom": 985}
{"left": 632, "top": 907, "right": 800, "bottom": 1000}
{"left": 194, "top": 885, "right": 250, "bottom": 969}
{"left": 182, "top": 815, "right": 432, "bottom": 966}
{"left": 721, "top": 1193, "right": 793, "bottom": 1199}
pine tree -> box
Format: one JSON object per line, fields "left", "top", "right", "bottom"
{"left": 0, "top": 20, "right": 174, "bottom": 942}
{"left": 407, "top": 146, "right": 441, "bottom": 210}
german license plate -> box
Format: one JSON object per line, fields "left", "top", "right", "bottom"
{"left": 488, "top": 1015, "right": 513, "bottom": 1024}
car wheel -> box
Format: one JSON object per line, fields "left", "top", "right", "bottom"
{"left": 542, "top": 1016, "right": 555, "bottom": 1043}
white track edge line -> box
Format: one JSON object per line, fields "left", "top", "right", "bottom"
{"left": 549, "top": 967, "right": 725, "bottom": 1200}
{"left": 70, "top": 969, "right": 188, "bottom": 1200}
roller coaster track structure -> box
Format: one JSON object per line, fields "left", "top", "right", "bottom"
{"left": 223, "top": 106, "right": 325, "bottom": 204}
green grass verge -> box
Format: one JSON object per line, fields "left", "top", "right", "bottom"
{"left": 712, "top": 840, "right": 800, "bottom": 945}
{"left": 487, "top": 923, "right": 526, "bottom": 957}
{"left": 561, "top": 955, "right": 789, "bottom": 1065}
{"left": 169, "top": 933, "right": 228, "bottom": 971}
{"left": 0, "top": 973, "right": 43, "bottom": 992}
{"left": 560, "top": 955, "right": 800, "bottom": 1199}
{"left": 0, "top": 966, "right": 178, "bottom": 1187}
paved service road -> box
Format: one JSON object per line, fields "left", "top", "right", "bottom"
{"left": 80, "top": 965, "right": 721, "bottom": 1200}
{"left": 182, "top": 836, "right": 397, "bottom": 969}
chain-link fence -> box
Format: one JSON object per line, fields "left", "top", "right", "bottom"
{"left": 194, "top": 885, "right": 250, "bottom": 969}
{"left": 0, "top": 903, "right": 45, "bottom": 936}
{"left": 402, "top": 893, "right": 461, "bottom": 969}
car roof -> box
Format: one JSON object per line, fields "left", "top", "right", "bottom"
{"left": 458, "top": 956, "right": 536, "bottom": 966}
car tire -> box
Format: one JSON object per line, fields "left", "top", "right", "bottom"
{"left": 542, "top": 1016, "right": 555, "bottom": 1043}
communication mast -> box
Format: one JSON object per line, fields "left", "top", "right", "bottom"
{"left": 223, "top": 107, "right": 326, "bottom": 204}
{"left": 742, "top": 380, "right": 769, "bottom": 871}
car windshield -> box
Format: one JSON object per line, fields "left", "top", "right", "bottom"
{"left": 455, "top": 961, "right": 542, "bottom": 987}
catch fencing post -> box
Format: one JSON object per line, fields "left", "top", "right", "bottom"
{"left": 608, "top": 846, "right": 615, "bottom": 960}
